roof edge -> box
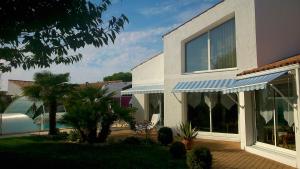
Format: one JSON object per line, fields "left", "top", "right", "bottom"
{"left": 131, "top": 51, "right": 163, "bottom": 70}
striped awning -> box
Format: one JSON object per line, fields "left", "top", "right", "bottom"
{"left": 173, "top": 79, "right": 235, "bottom": 93}
{"left": 121, "top": 84, "right": 164, "bottom": 95}
{"left": 223, "top": 71, "right": 287, "bottom": 93}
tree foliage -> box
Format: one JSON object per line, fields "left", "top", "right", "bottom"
{"left": 103, "top": 72, "right": 132, "bottom": 82}
{"left": 22, "top": 71, "right": 75, "bottom": 135}
{"left": 61, "top": 86, "right": 135, "bottom": 143}
{"left": 0, "top": 0, "right": 128, "bottom": 72}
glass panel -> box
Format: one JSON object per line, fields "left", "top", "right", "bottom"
{"left": 273, "top": 76, "right": 296, "bottom": 150}
{"left": 187, "top": 93, "right": 210, "bottom": 131}
{"left": 255, "top": 89, "right": 275, "bottom": 145}
{"left": 211, "top": 92, "right": 238, "bottom": 134}
{"left": 149, "top": 94, "right": 164, "bottom": 126}
{"left": 185, "top": 33, "right": 208, "bottom": 72}
{"left": 210, "top": 19, "right": 236, "bottom": 69}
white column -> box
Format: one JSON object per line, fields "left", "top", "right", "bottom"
{"left": 294, "top": 68, "right": 300, "bottom": 168}
{"left": 239, "top": 92, "right": 246, "bottom": 149}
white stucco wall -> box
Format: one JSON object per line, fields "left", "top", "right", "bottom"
{"left": 255, "top": 0, "right": 300, "bottom": 66}
{"left": 131, "top": 53, "right": 164, "bottom": 120}
{"left": 163, "top": 0, "right": 258, "bottom": 128}
{"left": 7, "top": 82, "right": 23, "bottom": 96}
{"left": 132, "top": 53, "right": 164, "bottom": 86}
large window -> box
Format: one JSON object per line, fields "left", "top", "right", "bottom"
{"left": 185, "top": 33, "right": 208, "bottom": 72}
{"left": 255, "top": 75, "right": 296, "bottom": 151}
{"left": 149, "top": 93, "right": 164, "bottom": 126}
{"left": 187, "top": 92, "right": 238, "bottom": 134}
{"left": 185, "top": 18, "right": 236, "bottom": 72}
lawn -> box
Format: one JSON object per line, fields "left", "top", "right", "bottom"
{"left": 0, "top": 136, "right": 188, "bottom": 169}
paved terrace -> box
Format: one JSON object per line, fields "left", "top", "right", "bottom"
{"left": 110, "top": 129, "right": 295, "bottom": 169}
{"left": 0, "top": 128, "right": 296, "bottom": 169}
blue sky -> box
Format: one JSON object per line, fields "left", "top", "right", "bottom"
{"left": 1, "top": 0, "right": 220, "bottom": 90}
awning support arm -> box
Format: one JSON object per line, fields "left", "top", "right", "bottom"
{"left": 172, "top": 92, "right": 182, "bottom": 104}
{"left": 225, "top": 93, "right": 245, "bottom": 109}
{"left": 269, "top": 84, "right": 297, "bottom": 109}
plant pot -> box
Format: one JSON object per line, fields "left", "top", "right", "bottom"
{"left": 182, "top": 139, "right": 193, "bottom": 150}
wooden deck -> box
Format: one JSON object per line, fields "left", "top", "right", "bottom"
{"left": 110, "top": 129, "right": 295, "bottom": 169}
{"left": 195, "top": 139, "right": 295, "bottom": 169}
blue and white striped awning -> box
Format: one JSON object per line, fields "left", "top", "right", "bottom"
{"left": 223, "top": 71, "right": 287, "bottom": 94}
{"left": 121, "top": 84, "right": 164, "bottom": 95}
{"left": 173, "top": 79, "right": 235, "bottom": 93}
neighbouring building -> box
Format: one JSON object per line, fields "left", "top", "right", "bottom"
{"left": 122, "top": 0, "right": 300, "bottom": 167}
{"left": 7, "top": 79, "right": 132, "bottom": 107}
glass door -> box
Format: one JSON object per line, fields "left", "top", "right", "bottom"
{"left": 255, "top": 75, "right": 296, "bottom": 152}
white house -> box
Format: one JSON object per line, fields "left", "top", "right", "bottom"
{"left": 122, "top": 0, "right": 300, "bottom": 167}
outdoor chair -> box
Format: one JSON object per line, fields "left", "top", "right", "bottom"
{"left": 135, "top": 113, "right": 160, "bottom": 134}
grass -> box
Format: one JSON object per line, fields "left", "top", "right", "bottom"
{"left": 0, "top": 136, "right": 188, "bottom": 169}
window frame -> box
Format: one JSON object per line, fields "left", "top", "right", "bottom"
{"left": 184, "top": 17, "right": 237, "bottom": 73}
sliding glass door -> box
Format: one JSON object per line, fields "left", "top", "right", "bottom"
{"left": 187, "top": 92, "right": 238, "bottom": 134}
{"left": 149, "top": 93, "right": 164, "bottom": 126}
{"left": 255, "top": 75, "right": 296, "bottom": 151}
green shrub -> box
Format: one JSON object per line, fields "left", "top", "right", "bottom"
{"left": 121, "top": 136, "right": 142, "bottom": 145}
{"left": 68, "top": 130, "right": 82, "bottom": 142}
{"left": 51, "top": 131, "right": 69, "bottom": 141}
{"left": 169, "top": 141, "right": 186, "bottom": 159}
{"left": 158, "top": 127, "right": 173, "bottom": 145}
{"left": 187, "top": 146, "right": 212, "bottom": 169}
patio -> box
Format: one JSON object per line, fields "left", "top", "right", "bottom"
{"left": 111, "top": 129, "right": 295, "bottom": 169}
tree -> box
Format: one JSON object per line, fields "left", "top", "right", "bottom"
{"left": 23, "top": 71, "right": 74, "bottom": 135}
{"left": 103, "top": 72, "right": 132, "bottom": 82}
{"left": 0, "top": 0, "right": 128, "bottom": 72}
{"left": 61, "top": 86, "right": 135, "bottom": 143}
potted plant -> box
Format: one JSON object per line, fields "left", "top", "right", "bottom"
{"left": 176, "top": 122, "right": 198, "bottom": 150}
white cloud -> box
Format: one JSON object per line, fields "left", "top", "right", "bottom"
{"left": 0, "top": 26, "right": 172, "bottom": 91}
{"left": 175, "top": 2, "right": 214, "bottom": 22}
{"left": 139, "top": 4, "right": 174, "bottom": 16}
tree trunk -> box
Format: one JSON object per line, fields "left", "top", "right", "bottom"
{"left": 49, "top": 100, "right": 57, "bottom": 135}
{"left": 97, "top": 122, "right": 112, "bottom": 143}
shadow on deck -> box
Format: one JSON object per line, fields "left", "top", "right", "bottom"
{"left": 110, "top": 129, "right": 295, "bottom": 169}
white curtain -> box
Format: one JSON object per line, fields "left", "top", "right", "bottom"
{"left": 188, "top": 93, "right": 202, "bottom": 108}
{"left": 210, "top": 18, "right": 236, "bottom": 69}
{"left": 259, "top": 90, "right": 274, "bottom": 124}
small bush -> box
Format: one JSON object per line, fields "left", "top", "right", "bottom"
{"left": 158, "top": 127, "right": 173, "bottom": 145}
{"left": 121, "top": 136, "right": 142, "bottom": 145}
{"left": 187, "top": 146, "right": 212, "bottom": 169}
{"left": 68, "top": 130, "right": 82, "bottom": 142}
{"left": 140, "top": 138, "right": 156, "bottom": 145}
{"left": 169, "top": 141, "right": 186, "bottom": 159}
{"left": 51, "top": 131, "right": 69, "bottom": 141}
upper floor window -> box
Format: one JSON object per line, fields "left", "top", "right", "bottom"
{"left": 185, "top": 18, "right": 236, "bottom": 72}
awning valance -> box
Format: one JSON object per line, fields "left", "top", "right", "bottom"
{"left": 121, "top": 84, "right": 164, "bottom": 95}
{"left": 172, "top": 79, "right": 235, "bottom": 93}
{"left": 223, "top": 71, "right": 287, "bottom": 94}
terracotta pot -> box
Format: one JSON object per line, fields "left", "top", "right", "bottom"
{"left": 182, "top": 139, "right": 193, "bottom": 150}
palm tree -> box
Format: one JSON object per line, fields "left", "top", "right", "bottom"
{"left": 61, "top": 86, "right": 136, "bottom": 143}
{"left": 23, "top": 71, "right": 73, "bottom": 135}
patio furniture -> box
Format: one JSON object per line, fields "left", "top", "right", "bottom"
{"left": 135, "top": 113, "right": 160, "bottom": 134}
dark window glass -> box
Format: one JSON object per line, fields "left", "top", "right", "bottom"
{"left": 211, "top": 92, "right": 238, "bottom": 134}
{"left": 210, "top": 19, "right": 236, "bottom": 69}
{"left": 185, "top": 33, "right": 208, "bottom": 72}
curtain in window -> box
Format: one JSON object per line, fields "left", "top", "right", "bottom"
{"left": 210, "top": 19, "right": 236, "bottom": 69}
{"left": 185, "top": 33, "right": 208, "bottom": 72}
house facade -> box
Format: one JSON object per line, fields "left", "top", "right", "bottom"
{"left": 122, "top": 0, "right": 300, "bottom": 167}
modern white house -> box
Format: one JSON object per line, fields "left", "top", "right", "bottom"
{"left": 122, "top": 0, "right": 300, "bottom": 167}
